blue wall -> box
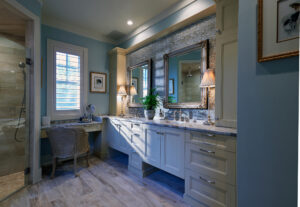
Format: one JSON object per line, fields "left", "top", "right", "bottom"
{"left": 41, "top": 25, "right": 115, "bottom": 116}
{"left": 237, "top": 1, "right": 298, "bottom": 207}
{"left": 16, "top": 0, "right": 41, "bottom": 16}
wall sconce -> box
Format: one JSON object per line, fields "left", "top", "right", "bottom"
{"left": 117, "top": 85, "right": 127, "bottom": 117}
{"left": 200, "top": 69, "right": 215, "bottom": 125}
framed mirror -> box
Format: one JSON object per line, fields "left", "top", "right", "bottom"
{"left": 128, "top": 59, "right": 152, "bottom": 107}
{"left": 164, "top": 40, "right": 209, "bottom": 109}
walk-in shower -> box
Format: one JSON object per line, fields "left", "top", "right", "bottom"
{"left": 0, "top": 34, "right": 27, "bottom": 200}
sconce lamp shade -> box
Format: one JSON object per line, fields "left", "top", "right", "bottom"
{"left": 130, "top": 86, "right": 137, "bottom": 96}
{"left": 117, "top": 85, "right": 127, "bottom": 96}
{"left": 200, "top": 69, "right": 215, "bottom": 88}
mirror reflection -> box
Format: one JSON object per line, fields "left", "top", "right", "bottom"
{"left": 168, "top": 49, "right": 202, "bottom": 103}
{"left": 129, "top": 60, "right": 151, "bottom": 106}
{"left": 164, "top": 40, "right": 208, "bottom": 109}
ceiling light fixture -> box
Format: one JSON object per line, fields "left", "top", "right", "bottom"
{"left": 127, "top": 20, "right": 133, "bottom": 26}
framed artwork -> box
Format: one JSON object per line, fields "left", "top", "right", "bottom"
{"left": 90, "top": 72, "right": 106, "bottom": 93}
{"left": 132, "top": 78, "right": 138, "bottom": 93}
{"left": 258, "top": 0, "right": 299, "bottom": 62}
{"left": 169, "top": 79, "right": 174, "bottom": 95}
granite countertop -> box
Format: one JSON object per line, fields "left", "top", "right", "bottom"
{"left": 103, "top": 116, "right": 237, "bottom": 137}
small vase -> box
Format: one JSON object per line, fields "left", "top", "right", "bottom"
{"left": 144, "top": 110, "right": 155, "bottom": 120}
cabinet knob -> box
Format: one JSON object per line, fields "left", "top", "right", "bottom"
{"left": 216, "top": 29, "right": 222, "bottom": 35}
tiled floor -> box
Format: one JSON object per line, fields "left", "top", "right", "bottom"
{"left": 0, "top": 172, "right": 24, "bottom": 200}
{"left": 1, "top": 156, "right": 189, "bottom": 207}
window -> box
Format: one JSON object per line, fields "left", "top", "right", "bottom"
{"left": 142, "top": 67, "right": 148, "bottom": 97}
{"left": 47, "top": 40, "right": 88, "bottom": 120}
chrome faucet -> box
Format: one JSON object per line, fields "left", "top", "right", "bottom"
{"left": 173, "top": 110, "right": 180, "bottom": 121}
{"left": 180, "top": 111, "right": 189, "bottom": 122}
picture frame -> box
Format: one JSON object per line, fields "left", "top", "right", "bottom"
{"left": 131, "top": 78, "right": 138, "bottom": 93}
{"left": 169, "top": 79, "right": 174, "bottom": 95}
{"left": 258, "top": 0, "right": 299, "bottom": 62}
{"left": 90, "top": 72, "right": 107, "bottom": 93}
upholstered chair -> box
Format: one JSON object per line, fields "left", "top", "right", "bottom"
{"left": 47, "top": 127, "right": 90, "bottom": 178}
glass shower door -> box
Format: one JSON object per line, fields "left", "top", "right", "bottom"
{"left": 0, "top": 35, "right": 28, "bottom": 201}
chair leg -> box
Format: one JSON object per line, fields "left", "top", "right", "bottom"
{"left": 86, "top": 151, "right": 89, "bottom": 168}
{"left": 74, "top": 155, "right": 78, "bottom": 177}
{"left": 51, "top": 157, "right": 56, "bottom": 179}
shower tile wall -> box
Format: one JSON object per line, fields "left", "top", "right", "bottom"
{"left": 126, "top": 15, "right": 216, "bottom": 119}
{"left": 0, "top": 35, "right": 26, "bottom": 176}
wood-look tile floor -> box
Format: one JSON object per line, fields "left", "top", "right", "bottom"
{"left": 0, "top": 156, "right": 189, "bottom": 207}
{"left": 0, "top": 172, "right": 24, "bottom": 200}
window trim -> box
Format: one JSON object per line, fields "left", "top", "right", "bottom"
{"left": 47, "top": 39, "right": 88, "bottom": 120}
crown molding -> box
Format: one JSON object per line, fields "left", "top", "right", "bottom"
{"left": 125, "top": 5, "right": 216, "bottom": 54}
{"left": 118, "top": 0, "right": 197, "bottom": 45}
{"left": 42, "top": 15, "right": 116, "bottom": 44}
{"left": 108, "top": 47, "right": 127, "bottom": 55}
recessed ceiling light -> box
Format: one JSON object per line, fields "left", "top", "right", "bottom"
{"left": 127, "top": 20, "right": 133, "bottom": 26}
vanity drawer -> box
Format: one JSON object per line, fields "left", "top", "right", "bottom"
{"left": 185, "top": 143, "right": 236, "bottom": 185}
{"left": 109, "top": 119, "right": 120, "bottom": 126}
{"left": 79, "top": 123, "right": 102, "bottom": 132}
{"left": 119, "top": 120, "right": 132, "bottom": 130}
{"left": 186, "top": 131, "right": 236, "bottom": 153}
{"left": 185, "top": 169, "right": 236, "bottom": 207}
{"left": 131, "top": 122, "right": 143, "bottom": 133}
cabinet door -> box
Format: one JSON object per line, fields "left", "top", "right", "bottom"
{"left": 161, "top": 128, "right": 185, "bottom": 179}
{"left": 106, "top": 119, "right": 120, "bottom": 149}
{"left": 107, "top": 119, "right": 130, "bottom": 154}
{"left": 119, "top": 120, "right": 131, "bottom": 153}
{"left": 215, "top": 0, "right": 238, "bottom": 128}
{"left": 144, "top": 125, "right": 161, "bottom": 168}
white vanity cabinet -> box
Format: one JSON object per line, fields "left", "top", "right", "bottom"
{"left": 106, "top": 119, "right": 130, "bottom": 154}
{"left": 184, "top": 130, "right": 237, "bottom": 207}
{"left": 105, "top": 117, "right": 237, "bottom": 207}
{"left": 144, "top": 125, "right": 185, "bottom": 179}
{"left": 106, "top": 119, "right": 185, "bottom": 179}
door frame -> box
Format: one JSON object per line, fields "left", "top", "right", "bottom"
{"left": 4, "top": 0, "right": 42, "bottom": 184}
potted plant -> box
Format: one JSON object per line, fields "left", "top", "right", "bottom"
{"left": 140, "top": 88, "right": 159, "bottom": 120}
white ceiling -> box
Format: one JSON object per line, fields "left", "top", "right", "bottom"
{"left": 42, "top": 0, "right": 183, "bottom": 43}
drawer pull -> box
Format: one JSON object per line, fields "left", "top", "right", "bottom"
{"left": 206, "top": 133, "right": 215, "bottom": 137}
{"left": 200, "top": 141, "right": 217, "bottom": 147}
{"left": 199, "top": 176, "right": 215, "bottom": 184}
{"left": 134, "top": 123, "right": 140, "bottom": 126}
{"left": 156, "top": 132, "right": 164, "bottom": 135}
{"left": 133, "top": 133, "right": 140, "bottom": 137}
{"left": 199, "top": 148, "right": 215, "bottom": 154}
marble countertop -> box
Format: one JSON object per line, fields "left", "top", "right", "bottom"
{"left": 41, "top": 121, "right": 103, "bottom": 130}
{"left": 103, "top": 116, "right": 237, "bottom": 137}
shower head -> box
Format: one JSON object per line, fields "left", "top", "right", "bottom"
{"left": 18, "top": 62, "right": 26, "bottom": 69}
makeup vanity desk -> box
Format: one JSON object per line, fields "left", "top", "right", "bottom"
{"left": 40, "top": 121, "right": 103, "bottom": 139}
